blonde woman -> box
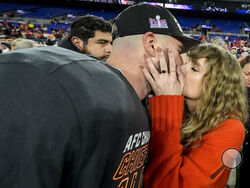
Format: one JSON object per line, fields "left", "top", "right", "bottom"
{"left": 142, "top": 43, "right": 248, "bottom": 188}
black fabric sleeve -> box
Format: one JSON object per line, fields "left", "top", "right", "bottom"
{"left": 0, "top": 63, "right": 80, "bottom": 188}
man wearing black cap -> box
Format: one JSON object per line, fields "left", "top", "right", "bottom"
{"left": 108, "top": 3, "right": 199, "bottom": 100}
{"left": 0, "top": 4, "right": 198, "bottom": 188}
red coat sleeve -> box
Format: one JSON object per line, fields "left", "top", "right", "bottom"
{"left": 144, "top": 95, "right": 245, "bottom": 188}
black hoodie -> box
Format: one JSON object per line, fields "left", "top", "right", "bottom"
{"left": 57, "top": 37, "right": 83, "bottom": 54}
{"left": 0, "top": 46, "right": 150, "bottom": 188}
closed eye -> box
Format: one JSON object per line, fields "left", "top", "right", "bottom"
{"left": 192, "top": 67, "right": 198, "bottom": 72}
{"left": 98, "top": 41, "right": 108, "bottom": 45}
{"left": 97, "top": 40, "right": 111, "bottom": 45}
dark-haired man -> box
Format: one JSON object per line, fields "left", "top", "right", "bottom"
{"left": 58, "top": 15, "right": 112, "bottom": 61}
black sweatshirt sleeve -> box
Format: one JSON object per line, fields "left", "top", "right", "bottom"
{"left": 0, "top": 63, "right": 80, "bottom": 188}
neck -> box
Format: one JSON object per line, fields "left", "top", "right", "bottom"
{"left": 185, "top": 98, "right": 200, "bottom": 114}
{"left": 107, "top": 52, "right": 150, "bottom": 100}
{"left": 123, "top": 71, "right": 150, "bottom": 100}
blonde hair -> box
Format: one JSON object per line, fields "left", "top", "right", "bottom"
{"left": 210, "top": 37, "right": 226, "bottom": 48}
{"left": 11, "top": 38, "right": 35, "bottom": 50}
{"left": 181, "top": 43, "right": 248, "bottom": 150}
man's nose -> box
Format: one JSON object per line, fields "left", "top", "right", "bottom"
{"left": 106, "top": 43, "right": 112, "bottom": 54}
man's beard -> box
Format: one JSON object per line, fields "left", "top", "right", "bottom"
{"left": 80, "top": 47, "right": 109, "bottom": 61}
{"left": 99, "top": 55, "right": 109, "bottom": 61}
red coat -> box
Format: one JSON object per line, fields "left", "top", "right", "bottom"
{"left": 144, "top": 95, "right": 245, "bottom": 188}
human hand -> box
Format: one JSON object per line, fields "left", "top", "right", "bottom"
{"left": 142, "top": 48, "right": 184, "bottom": 96}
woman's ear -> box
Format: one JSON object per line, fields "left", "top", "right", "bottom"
{"left": 143, "top": 32, "right": 157, "bottom": 57}
{"left": 71, "top": 36, "right": 83, "bottom": 50}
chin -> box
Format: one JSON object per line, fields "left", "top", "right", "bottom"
{"left": 183, "top": 96, "right": 192, "bottom": 100}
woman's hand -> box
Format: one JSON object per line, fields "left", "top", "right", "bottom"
{"left": 142, "top": 48, "right": 184, "bottom": 96}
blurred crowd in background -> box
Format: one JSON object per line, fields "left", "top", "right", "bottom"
{"left": 0, "top": 11, "right": 249, "bottom": 62}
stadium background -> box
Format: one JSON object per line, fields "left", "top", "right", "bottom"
{"left": 0, "top": 0, "right": 249, "bottom": 187}
{"left": 0, "top": 0, "right": 249, "bottom": 55}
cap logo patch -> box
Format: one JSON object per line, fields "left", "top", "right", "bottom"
{"left": 149, "top": 15, "right": 168, "bottom": 29}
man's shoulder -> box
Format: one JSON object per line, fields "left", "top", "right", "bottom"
{"left": 0, "top": 46, "right": 102, "bottom": 74}
{"left": 57, "top": 37, "right": 69, "bottom": 47}
{"left": 57, "top": 37, "right": 81, "bottom": 53}
{"left": 0, "top": 46, "right": 132, "bottom": 98}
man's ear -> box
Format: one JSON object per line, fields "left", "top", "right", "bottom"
{"left": 143, "top": 32, "right": 157, "bottom": 57}
{"left": 71, "top": 36, "right": 83, "bottom": 50}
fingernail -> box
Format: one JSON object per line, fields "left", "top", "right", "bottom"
{"left": 157, "top": 47, "right": 162, "bottom": 52}
{"left": 169, "top": 49, "right": 172, "bottom": 53}
{"left": 144, "top": 54, "right": 148, "bottom": 59}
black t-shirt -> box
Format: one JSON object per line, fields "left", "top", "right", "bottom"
{"left": 0, "top": 46, "right": 150, "bottom": 188}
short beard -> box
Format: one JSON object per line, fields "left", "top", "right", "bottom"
{"left": 99, "top": 55, "right": 109, "bottom": 61}
{"left": 80, "top": 46, "right": 109, "bottom": 61}
{"left": 80, "top": 46, "right": 90, "bottom": 56}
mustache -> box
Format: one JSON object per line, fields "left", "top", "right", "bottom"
{"left": 100, "top": 55, "right": 110, "bottom": 61}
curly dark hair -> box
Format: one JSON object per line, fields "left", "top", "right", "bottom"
{"left": 69, "top": 15, "right": 112, "bottom": 45}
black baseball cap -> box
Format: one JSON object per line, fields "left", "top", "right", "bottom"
{"left": 112, "top": 3, "right": 200, "bottom": 52}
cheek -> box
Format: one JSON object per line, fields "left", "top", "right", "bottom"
{"left": 183, "top": 74, "right": 203, "bottom": 98}
{"left": 87, "top": 44, "right": 103, "bottom": 54}
{"left": 243, "top": 75, "right": 248, "bottom": 81}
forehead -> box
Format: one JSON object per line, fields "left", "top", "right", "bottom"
{"left": 93, "top": 30, "right": 112, "bottom": 40}
{"left": 193, "top": 57, "right": 207, "bottom": 73}
{"left": 243, "top": 63, "right": 250, "bottom": 71}
{"left": 197, "top": 58, "right": 206, "bottom": 66}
